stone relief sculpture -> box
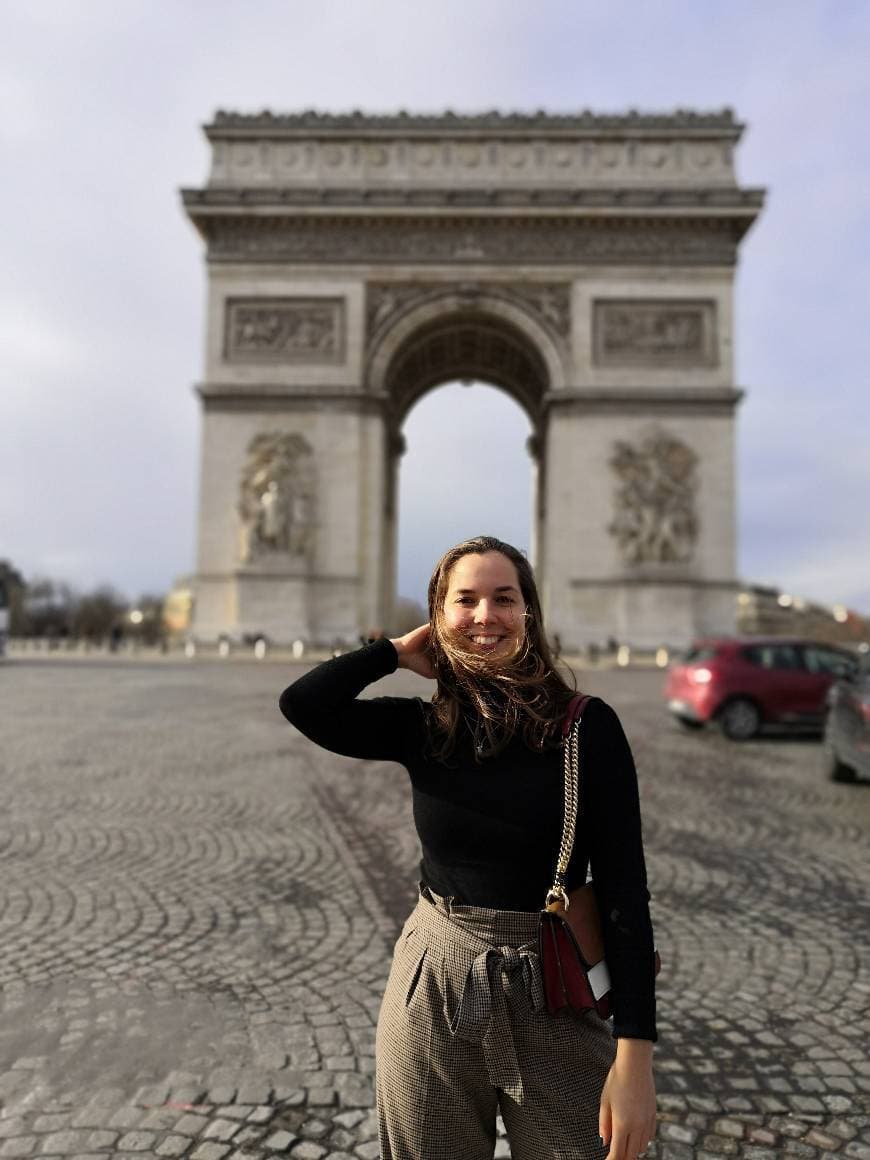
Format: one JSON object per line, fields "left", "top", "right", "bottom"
{"left": 594, "top": 300, "right": 715, "bottom": 367}
{"left": 238, "top": 433, "right": 316, "bottom": 563}
{"left": 365, "top": 281, "right": 571, "bottom": 341}
{"left": 608, "top": 428, "right": 699, "bottom": 565}
{"left": 226, "top": 299, "right": 344, "bottom": 362}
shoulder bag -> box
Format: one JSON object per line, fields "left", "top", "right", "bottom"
{"left": 537, "top": 693, "right": 661, "bottom": 1018}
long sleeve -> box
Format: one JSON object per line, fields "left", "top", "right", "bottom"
{"left": 582, "top": 698, "right": 658, "bottom": 1042}
{"left": 278, "top": 637, "right": 425, "bottom": 767}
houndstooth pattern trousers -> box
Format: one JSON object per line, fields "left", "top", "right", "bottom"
{"left": 375, "top": 882, "right": 616, "bottom": 1159}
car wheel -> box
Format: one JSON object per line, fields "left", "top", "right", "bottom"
{"left": 676, "top": 717, "right": 704, "bottom": 731}
{"left": 718, "top": 698, "right": 761, "bottom": 741}
{"left": 823, "top": 744, "right": 857, "bottom": 784}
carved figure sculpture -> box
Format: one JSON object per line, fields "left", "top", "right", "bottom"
{"left": 229, "top": 301, "right": 341, "bottom": 359}
{"left": 608, "top": 428, "right": 699, "bottom": 565}
{"left": 238, "top": 433, "right": 316, "bottom": 563}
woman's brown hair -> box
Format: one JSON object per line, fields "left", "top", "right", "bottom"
{"left": 424, "top": 534, "right": 577, "bottom": 763}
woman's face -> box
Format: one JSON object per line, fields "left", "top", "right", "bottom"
{"left": 442, "top": 551, "right": 526, "bottom": 656}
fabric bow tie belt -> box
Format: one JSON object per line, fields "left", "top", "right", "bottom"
{"left": 449, "top": 942, "right": 546, "bottom": 1040}
{"left": 448, "top": 940, "right": 547, "bottom": 1099}
{"left": 417, "top": 893, "right": 549, "bottom": 1101}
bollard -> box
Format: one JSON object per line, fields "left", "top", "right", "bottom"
{"left": 253, "top": 637, "right": 267, "bottom": 660}
{"left": 291, "top": 639, "right": 305, "bottom": 660}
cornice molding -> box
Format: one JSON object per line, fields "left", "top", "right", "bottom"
{"left": 207, "top": 108, "right": 743, "bottom": 136}
{"left": 195, "top": 382, "right": 387, "bottom": 414}
{"left": 544, "top": 386, "right": 744, "bottom": 415}
{"left": 183, "top": 187, "right": 764, "bottom": 211}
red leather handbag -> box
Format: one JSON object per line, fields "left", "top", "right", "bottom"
{"left": 538, "top": 693, "right": 661, "bottom": 1018}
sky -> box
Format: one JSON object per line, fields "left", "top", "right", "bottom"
{"left": 2, "top": 0, "right": 869, "bottom": 613}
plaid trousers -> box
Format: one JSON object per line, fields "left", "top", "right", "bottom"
{"left": 375, "top": 882, "right": 616, "bottom": 1160}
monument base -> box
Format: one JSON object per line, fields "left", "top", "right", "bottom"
{"left": 192, "top": 568, "right": 365, "bottom": 647}
{"left": 566, "top": 577, "right": 739, "bottom": 651}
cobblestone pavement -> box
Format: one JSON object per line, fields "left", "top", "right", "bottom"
{"left": 0, "top": 655, "right": 868, "bottom": 1159}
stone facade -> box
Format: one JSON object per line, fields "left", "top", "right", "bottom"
{"left": 182, "top": 110, "right": 764, "bottom": 648}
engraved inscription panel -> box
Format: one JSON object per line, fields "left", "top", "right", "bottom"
{"left": 225, "top": 298, "right": 345, "bottom": 363}
{"left": 594, "top": 300, "right": 717, "bottom": 367}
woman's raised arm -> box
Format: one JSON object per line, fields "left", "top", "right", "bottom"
{"left": 278, "top": 636, "right": 427, "bottom": 766}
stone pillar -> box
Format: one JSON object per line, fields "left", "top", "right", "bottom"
{"left": 379, "top": 430, "right": 406, "bottom": 634}
{"left": 189, "top": 270, "right": 387, "bottom": 646}
{"left": 543, "top": 277, "right": 743, "bottom": 651}
{"left": 194, "top": 397, "right": 389, "bottom": 646}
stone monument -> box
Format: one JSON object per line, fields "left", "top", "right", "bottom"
{"left": 181, "top": 109, "right": 764, "bottom": 649}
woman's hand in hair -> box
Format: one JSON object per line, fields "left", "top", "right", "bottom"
{"left": 390, "top": 623, "right": 436, "bottom": 680}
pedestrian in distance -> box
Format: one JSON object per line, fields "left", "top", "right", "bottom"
{"left": 279, "top": 534, "right": 657, "bottom": 1160}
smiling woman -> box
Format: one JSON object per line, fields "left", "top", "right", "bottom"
{"left": 421, "top": 536, "right": 574, "bottom": 763}
{"left": 278, "top": 533, "right": 659, "bottom": 1160}
{"left": 444, "top": 553, "right": 524, "bottom": 653}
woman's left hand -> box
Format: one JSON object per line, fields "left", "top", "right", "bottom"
{"left": 598, "top": 1051, "right": 656, "bottom": 1159}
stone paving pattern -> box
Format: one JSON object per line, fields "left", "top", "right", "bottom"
{"left": 0, "top": 654, "right": 867, "bottom": 1158}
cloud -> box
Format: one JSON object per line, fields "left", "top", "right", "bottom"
{"left": 0, "top": 302, "right": 88, "bottom": 386}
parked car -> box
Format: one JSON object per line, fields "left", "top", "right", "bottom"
{"left": 822, "top": 650, "right": 870, "bottom": 782}
{"left": 665, "top": 636, "right": 858, "bottom": 740}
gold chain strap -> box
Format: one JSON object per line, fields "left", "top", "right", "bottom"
{"left": 545, "top": 714, "right": 581, "bottom": 909}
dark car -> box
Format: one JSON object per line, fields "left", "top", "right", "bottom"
{"left": 822, "top": 650, "right": 870, "bottom": 782}
{"left": 665, "top": 636, "right": 858, "bottom": 740}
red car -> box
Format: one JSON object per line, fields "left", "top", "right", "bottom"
{"left": 665, "top": 636, "right": 858, "bottom": 740}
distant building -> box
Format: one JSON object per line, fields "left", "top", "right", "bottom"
{"left": 163, "top": 576, "right": 195, "bottom": 638}
{"left": 736, "top": 583, "right": 869, "bottom": 646}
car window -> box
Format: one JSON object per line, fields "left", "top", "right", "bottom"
{"left": 743, "top": 644, "right": 802, "bottom": 670}
{"left": 802, "top": 646, "right": 856, "bottom": 678}
{"left": 683, "top": 646, "right": 719, "bottom": 663}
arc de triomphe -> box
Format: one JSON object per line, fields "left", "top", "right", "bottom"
{"left": 181, "top": 110, "right": 763, "bottom": 650}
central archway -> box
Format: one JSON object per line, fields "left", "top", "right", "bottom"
{"left": 395, "top": 379, "right": 536, "bottom": 617}
{"left": 368, "top": 295, "right": 558, "bottom": 629}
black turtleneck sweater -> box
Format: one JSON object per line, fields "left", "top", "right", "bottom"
{"left": 278, "top": 637, "right": 657, "bottom": 1041}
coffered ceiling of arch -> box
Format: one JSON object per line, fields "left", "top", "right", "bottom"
{"left": 385, "top": 316, "right": 548, "bottom": 426}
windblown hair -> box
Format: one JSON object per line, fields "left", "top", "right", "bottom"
{"left": 424, "top": 535, "right": 577, "bottom": 764}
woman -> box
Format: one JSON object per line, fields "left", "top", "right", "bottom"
{"left": 279, "top": 535, "right": 657, "bottom": 1160}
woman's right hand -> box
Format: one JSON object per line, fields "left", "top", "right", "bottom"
{"left": 390, "top": 623, "right": 436, "bottom": 680}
